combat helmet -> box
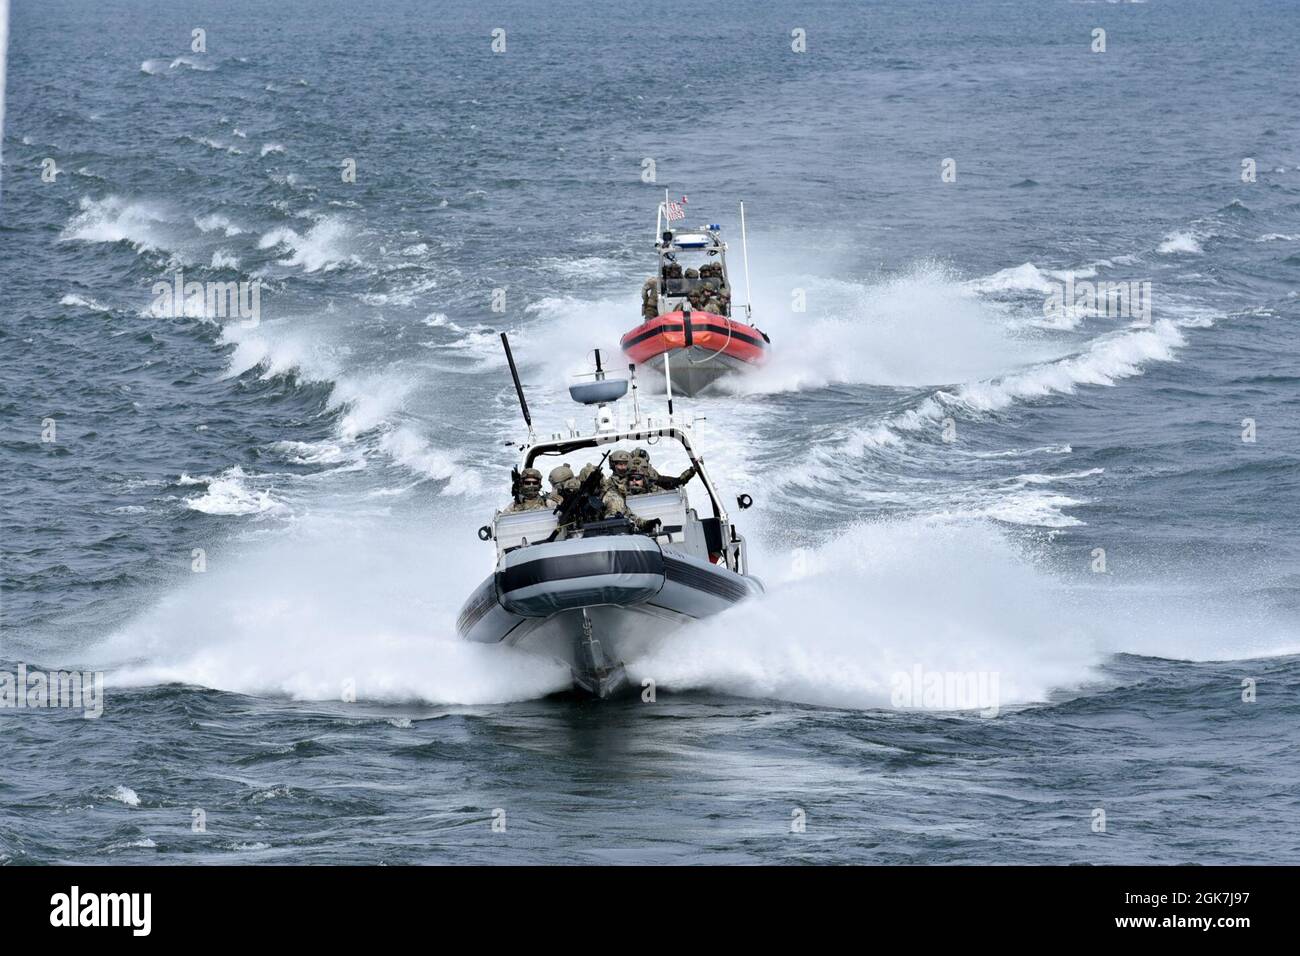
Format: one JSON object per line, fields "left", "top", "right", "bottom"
{"left": 518, "top": 467, "right": 543, "bottom": 498}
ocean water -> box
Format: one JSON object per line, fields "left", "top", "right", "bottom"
{"left": 2, "top": 0, "right": 1299, "bottom": 864}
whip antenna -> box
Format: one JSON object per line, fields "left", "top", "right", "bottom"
{"left": 499, "top": 332, "right": 534, "bottom": 440}
{"left": 739, "top": 200, "right": 753, "bottom": 322}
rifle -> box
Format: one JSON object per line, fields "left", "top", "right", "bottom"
{"left": 548, "top": 451, "right": 610, "bottom": 540}
{"left": 510, "top": 466, "right": 522, "bottom": 505}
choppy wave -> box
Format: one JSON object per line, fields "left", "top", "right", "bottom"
{"left": 218, "top": 321, "right": 338, "bottom": 380}
{"left": 61, "top": 195, "right": 172, "bottom": 253}
{"left": 59, "top": 293, "right": 113, "bottom": 313}
{"left": 379, "top": 427, "right": 482, "bottom": 494}
{"left": 974, "top": 491, "right": 1086, "bottom": 528}
{"left": 541, "top": 255, "right": 627, "bottom": 280}
{"left": 257, "top": 217, "right": 355, "bottom": 272}
{"left": 359, "top": 275, "right": 439, "bottom": 307}
{"left": 1158, "top": 231, "right": 1204, "bottom": 255}
{"left": 848, "top": 318, "right": 1189, "bottom": 455}
{"left": 110, "top": 786, "right": 141, "bottom": 807}
{"left": 950, "top": 318, "right": 1188, "bottom": 414}
{"left": 189, "top": 135, "right": 242, "bottom": 155}
{"left": 268, "top": 440, "right": 357, "bottom": 467}
{"left": 217, "top": 322, "right": 477, "bottom": 491}
{"left": 182, "top": 466, "right": 286, "bottom": 516}
{"left": 964, "top": 261, "right": 1098, "bottom": 296}
{"left": 195, "top": 212, "right": 244, "bottom": 236}
{"left": 141, "top": 56, "right": 214, "bottom": 75}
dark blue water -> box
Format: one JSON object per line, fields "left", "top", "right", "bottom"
{"left": 2, "top": 0, "right": 1298, "bottom": 863}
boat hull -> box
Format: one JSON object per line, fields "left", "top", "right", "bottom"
{"left": 621, "top": 311, "right": 769, "bottom": 396}
{"left": 457, "top": 535, "right": 763, "bottom": 696}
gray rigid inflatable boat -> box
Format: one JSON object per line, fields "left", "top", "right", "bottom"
{"left": 458, "top": 491, "right": 763, "bottom": 697}
{"left": 459, "top": 342, "right": 764, "bottom": 697}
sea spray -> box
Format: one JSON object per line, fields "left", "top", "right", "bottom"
{"left": 630, "top": 517, "right": 1103, "bottom": 711}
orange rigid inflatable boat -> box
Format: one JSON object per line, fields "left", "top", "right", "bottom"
{"left": 621, "top": 308, "right": 770, "bottom": 396}
{"left": 621, "top": 197, "right": 770, "bottom": 395}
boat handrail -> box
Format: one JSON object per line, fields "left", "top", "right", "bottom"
{"left": 522, "top": 424, "right": 729, "bottom": 526}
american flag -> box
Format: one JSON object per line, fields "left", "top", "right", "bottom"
{"left": 665, "top": 195, "right": 688, "bottom": 222}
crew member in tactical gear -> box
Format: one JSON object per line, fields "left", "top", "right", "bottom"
{"left": 546, "top": 463, "right": 577, "bottom": 507}
{"left": 641, "top": 276, "right": 660, "bottom": 320}
{"left": 606, "top": 449, "right": 633, "bottom": 495}
{"left": 505, "top": 467, "right": 546, "bottom": 512}
{"left": 630, "top": 447, "right": 696, "bottom": 490}
{"left": 607, "top": 460, "right": 663, "bottom": 535}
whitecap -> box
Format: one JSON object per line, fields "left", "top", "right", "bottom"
{"left": 1157, "top": 231, "right": 1203, "bottom": 255}
{"left": 183, "top": 466, "right": 286, "bottom": 517}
